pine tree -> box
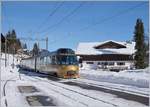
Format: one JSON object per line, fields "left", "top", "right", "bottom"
{"left": 24, "top": 43, "right": 27, "bottom": 49}
{"left": 5, "top": 29, "right": 22, "bottom": 54}
{"left": 16, "top": 39, "right": 21, "bottom": 50}
{"left": 144, "top": 35, "right": 149, "bottom": 67}
{"left": 1, "top": 33, "right": 5, "bottom": 52}
{"left": 32, "top": 43, "right": 39, "bottom": 72}
{"left": 32, "top": 43, "right": 39, "bottom": 56}
{"left": 133, "top": 19, "right": 146, "bottom": 69}
{"left": 11, "top": 29, "right": 17, "bottom": 39}
{"left": 22, "top": 43, "right": 27, "bottom": 49}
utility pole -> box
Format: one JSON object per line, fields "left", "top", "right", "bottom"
{"left": 7, "top": 47, "right": 9, "bottom": 65}
{"left": 12, "top": 44, "right": 15, "bottom": 69}
{"left": 37, "top": 41, "right": 40, "bottom": 50}
{"left": 46, "top": 37, "right": 48, "bottom": 50}
{"left": 5, "top": 38, "right": 7, "bottom": 67}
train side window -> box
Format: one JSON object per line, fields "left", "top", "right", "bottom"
{"left": 44, "top": 57, "right": 47, "bottom": 64}
{"left": 49, "top": 56, "right": 52, "bottom": 64}
{"left": 52, "top": 56, "right": 56, "bottom": 64}
{"left": 40, "top": 58, "right": 44, "bottom": 65}
{"left": 48, "top": 56, "right": 52, "bottom": 64}
{"left": 45, "top": 56, "right": 50, "bottom": 64}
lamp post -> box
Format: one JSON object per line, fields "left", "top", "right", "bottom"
{"left": 12, "top": 44, "right": 15, "bottom": 69}
{"left": 5, "top": 38, "right": 7, "bottom": 67}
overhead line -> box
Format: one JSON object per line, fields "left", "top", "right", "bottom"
{"left": 48, "top": 2, "right": 147, "bottom": 45}
{"left": 38, "top": 1, "right": 85, "bottom": 34}
{"left": 36, "top": 2, "right": 64, "bottom": 32}
{"left": 79, "top": 2, "right": 147, "bottom": 31}
{"left": 32, "top": 2, "right": 64, "bottom": 35}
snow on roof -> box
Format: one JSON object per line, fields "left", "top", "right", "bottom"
{"left": 76, "top": 40, "right": 136, "bottom": 55}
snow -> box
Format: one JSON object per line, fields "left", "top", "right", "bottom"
{"left": 79, "top": 69, "right": 149, "bottom": 93}
{"left": 22, "top": 74, "right": 148, "bottom": 107}
{"left": 1, "top": 53, "right": 20, "bottom": 80}
{"left": 0, "top": 53, "right": 149, "bottom": 107}
{"left": 76, "top": 40, "right": 136, "bottom": 55}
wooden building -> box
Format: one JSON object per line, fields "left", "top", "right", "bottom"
{"left": 76, "top": 40, "right": 136, "bottom": 71}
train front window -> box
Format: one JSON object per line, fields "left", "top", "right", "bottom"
{"left": 57, "top": 55, "right": 78, "bottom": 65}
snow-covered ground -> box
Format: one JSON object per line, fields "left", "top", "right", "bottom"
{"left": 80, "top": 68, "right": 149, "bottom": 88}
{"left": 1, "top": 53, "right": 149, "bottom": 107}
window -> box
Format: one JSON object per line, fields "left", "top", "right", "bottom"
{"left": 108, "top": 62, "right": 114, "bottom": 66}
{"left": 97, "top": 62, "right": 101, "bottom": 65}
{"left": 117, "top": 62, "right": 125, "bottom": 65}
{"left": 40, "top": 58, "right": 44, "bottom": 65}
{"left": 57, "top": 55, "right": 78, "bottom": 65}
{"left": 48, "top": 56, "right": 51, "bottom": 64}
{"left": 98, "top": 62, "right": 112, "bottom": 65}
{"left": 44, "top": 57, "right": 47, "bottom": 64}
{"left": 52, "top": 56, "right": 56, "bottom": 64}
{"left": 86, "top": 62, "right": 94, "bottom": 64}
{"left": 101, "top": 62, "right": 108, "bottom": 65}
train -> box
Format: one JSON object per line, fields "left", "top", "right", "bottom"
{"left": 20, "top": 48, "right": 79, "bottom": 79}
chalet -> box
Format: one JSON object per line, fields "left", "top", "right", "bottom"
{"left": 76, "top": 40, "right": 136, "bottom": 71}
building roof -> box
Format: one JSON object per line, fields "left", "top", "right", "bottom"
{"left": 76, "top": 40, "right": 136, "bottom": 55}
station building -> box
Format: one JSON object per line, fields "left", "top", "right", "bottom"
{"left": 76, "top": 40, "right": 136, "bottom": 71}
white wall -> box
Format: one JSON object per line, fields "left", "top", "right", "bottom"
{"left": 81, "top": 61, "right": 134, "bottom": 70}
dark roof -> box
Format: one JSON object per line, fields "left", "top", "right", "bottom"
{"left": 94, "top": 41, "right": 126, "bottom": 49}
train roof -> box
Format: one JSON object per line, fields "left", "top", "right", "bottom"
{"left": 22, "top": 49, "right": 50, "bottom": 60}
{"left": 22, "top": 48, "right": 75, "bottom": 60}
{"left": 49, "top": 48, "right": 75, "bottom": 55}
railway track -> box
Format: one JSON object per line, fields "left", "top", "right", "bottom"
{"left": 22, "top": 74, "right": 119, "bottom": 107}
{"left": 20, "top": 71, "right": 149, "bottom": 106}
{"left": 63, "top": 79, "right": 149, "bottom": 105}
{"left": 44, "top": 75, "right": 149, "bottom": 98}
{"left": 34, "top": 74, "right": 149, "bottom": 98}
{"left": 71, "top": 79, "right": 149, "bottom": 97}
{"left": 20, "top": 75, "right": 88, "bottom": 107}
{"left": 44, "top": 85, "right": 89, "bottom": 107}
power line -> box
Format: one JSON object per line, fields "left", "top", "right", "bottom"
{"left": 48, "top": 2, "right": 147, "bottom": 46}
{"left": 28, "top": 2, "right": 64, "bottom": 37}
{"left": 25, "top": 2, "right": 64, "bottom": 48}
{"left": 33, "top": 2, "right": 64, "bottom": 34}
{"left": 17, "top": 37, "right": 46, "bottom": 41}
{"left": 48, "top": 33, "right": 71, "bottom": 45}
{"left": 79, "top": 2, "right": 147, "bottom": 31}
{"left": 38, "top": 1, "right": 85, "bottom": 35}
{"left": 36, "top": 2, "right": 85, "bottom": 50}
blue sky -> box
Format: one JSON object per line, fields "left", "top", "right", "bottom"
{"left": 2, "top": 1, "right": 149, "bottom": 51}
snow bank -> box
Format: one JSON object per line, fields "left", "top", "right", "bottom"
{"left": 79, "top": 68, "right": 149, "bottom": 88}
{"left": 1, "top": 53, "right": 20, "bottom": 80}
